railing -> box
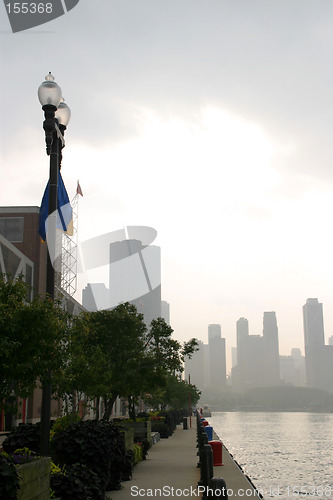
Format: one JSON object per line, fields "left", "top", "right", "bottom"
{"left": 196, "top": 412, "right": 228, "bottom": 499}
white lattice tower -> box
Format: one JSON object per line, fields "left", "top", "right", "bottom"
{"left": 59, "top": 190, "right": 79, "bottom": 297}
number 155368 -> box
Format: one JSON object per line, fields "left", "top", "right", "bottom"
{"left": 6, "top": 3, "right": 53, "bottom": 14}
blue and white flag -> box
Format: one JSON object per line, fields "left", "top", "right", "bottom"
{"left": 39, "top": 173, "right": 73, "bottom": 241}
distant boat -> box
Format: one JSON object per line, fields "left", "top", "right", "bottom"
{"left": 202, "top": 405, "right": 212, "bottom": 417}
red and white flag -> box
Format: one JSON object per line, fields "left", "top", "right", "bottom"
{"left": 76, "top": 181, "right": 83, "bottom": 197}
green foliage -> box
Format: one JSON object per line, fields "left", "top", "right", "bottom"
{"left": 149, "top": 409, "right": 186, "bottom": 437}
{"left": 147, "top": 318, "right": 181, "bottom": 373}
{"left": 150, "top": 420, "right": 173, "bottom": 438}
{"left": 120, "top": 449, "right": 134, "bottom": 480}
{"left": 140, "top": 320, "right": 200, "bottom": 409}
{"left": 0, "top": 278, "right": 69, "bottom": 407}
{"left": 50, "top": 461, "right": 62, "bottom": 475}
{"left": 134, "top": 438, "right": 151, "bottom": 460}
{"left": 6, "top": 447, "right": 38, "bottom": 465}
{"left": 0, "top": 453, "right": 20, "bottom": 500}
{"left": 2, "top": 423, "right": 41, "bottom": 454}
{"left": 51, "top": 463, "right": 105, "bottom": 500}
{"left": 145, "top": 374, "right": 201, "bottom": 411}
{"left": 133, "top": 443, "right": 143, "bottom": 464}
{"left": 0, "top": 279, "right": 200, "bottom": 427}
{"left": 165, "top": 375, "right": 201, "bottom": 409}
{"left": 50, "top": 413, "right": 81, "bottom": 441}
{"left": 50, "top": 419, "right": 126, "bottom": 491}
{"left": 13, "top": 447, "right": 33, "bottom": 456}
{"left": 56, "top": 302, "right": 147, "bottom": 420}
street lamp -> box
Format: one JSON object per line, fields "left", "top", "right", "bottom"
{"left": 38, "top": 73, "right": 71, "bottom": 455}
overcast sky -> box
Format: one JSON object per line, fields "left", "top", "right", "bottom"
{"left": 1, "top": 1, "right": 333, "bottom": 371}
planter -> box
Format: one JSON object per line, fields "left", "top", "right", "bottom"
{"left": 123, "top": 427, "right": 134, "bottom": 450}
{"left": 124, "top": 421, "right": 152, "bottom": 444}
{"left": 16, "top": 457, "right": 51, "bottom": 500}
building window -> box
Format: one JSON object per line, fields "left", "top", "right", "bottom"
{"left": 26, "top": 264, "right": 33, "bottom": 288}
{"left": 0, "top": 243, "right": 21, "bottom": 277}
{"left": 0, "top": 217, "right": 24, "bottom": 242}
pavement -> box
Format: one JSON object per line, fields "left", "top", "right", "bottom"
{"left": 106, "top": 419, "right": 200, "bottom": 499}
{"left": 106, "top": 417, "right": 261, "bottom": 500}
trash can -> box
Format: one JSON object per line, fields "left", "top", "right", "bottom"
{"left": 205, "top": 425, "right": 213, "bottom": 441}
{"left": 209, "top": 440, "right": 224, "bottom": 466}
{"left": 183, "top": 417, "right": 188, "bottom": 430}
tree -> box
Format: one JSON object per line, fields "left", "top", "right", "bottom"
{"left": 0, "top": 277, "right": 69, "bottom": 414}
{"left": 147, "top": 318, "right": 199, "bottom": 375}
{"left": 165, "top": 375, "right": 201, "bottom": 409}
{"left": 145, "top": 374, "right": 201, "bottom": 410}
{"left": 59, "top": 303, "right": 148, "bottom": 420}
{"left": 54, "top": 310, "right": 200, "bottom": 420}
{"left": 139, "top": 318, "right": 200, "bottom": 411}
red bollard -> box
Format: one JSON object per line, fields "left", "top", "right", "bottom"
{"left": 209, "top": 440, "right": 224, "bottom": 466}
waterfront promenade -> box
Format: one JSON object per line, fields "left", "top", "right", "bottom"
{"left": 107, "top": 418, "right": 260, "bottom": 499}
{"left": 107, "top": 420, "right": 200, "bottom": 499}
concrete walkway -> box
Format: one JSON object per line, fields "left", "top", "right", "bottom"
{"left": 107, "top": 420, "right": 200, "bottom": 499}
{"left": 106, "top": 418, "right": 261, "bottom": 499}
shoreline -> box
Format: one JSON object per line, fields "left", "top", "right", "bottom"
{"left": 202, "top": 418, "right": 263, "bottom": 498}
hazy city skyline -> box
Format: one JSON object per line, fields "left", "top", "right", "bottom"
{"left": 187, "top": 300, "right": 332, "bottom": 392}
{"left": 2, "top": 2, "right": 333, "bottom": 367}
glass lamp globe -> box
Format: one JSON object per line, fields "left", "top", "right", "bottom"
{"left": 38, "top": 72, "right": 62, "bottom": 108}
{"left": 55, "top": 98, "right": 71, "bottom": 127}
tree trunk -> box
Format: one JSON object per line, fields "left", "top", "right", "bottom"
{"left": 128, "top": 396, "right": 136, "bottom": 420}
{"left": 72, "top": 390, "right": 76, "bottom": 414}
{"left": 102, "top": 395, "right": 117, "bottom": 421}
{"left": 95, "top": 397, "right": 100, "bottom": 420}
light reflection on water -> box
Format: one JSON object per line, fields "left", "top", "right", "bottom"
{"left": 209, "top": 412, "right": 333, "bottom": 499}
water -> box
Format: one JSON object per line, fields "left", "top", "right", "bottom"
{"left": 209, "top": 412, "right": 333, "bottom": 499}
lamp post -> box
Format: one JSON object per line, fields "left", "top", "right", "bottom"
{"left": 38, "top": 73, "right": 71, "bottom": 455}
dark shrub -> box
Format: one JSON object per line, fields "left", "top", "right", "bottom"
{"left": 136, "top": 411, "right": 150, "bottom": 420}
{"left": 151, "top": 420, "right": 172, "bottom": 438}
{"left": 51, "top": 419, "right": 126, "bottom": 491}
{"left": 0, "top": 453, "right": 20, "bottom": 500}
{"left": 158, "top": 409, "right": 184, "bottom": 431}
{"left": 120, "top": 449, "right": 134, "bottom": 481}
{"left": 2, "top": 423, "right": 41, "bottom": 454}
{"left": 51, "top": 464, "right": 105, "bottom": 500}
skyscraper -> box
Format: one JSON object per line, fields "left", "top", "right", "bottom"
{"left": 302, "top": 298, "right": 333, "bottom": 391}
{"left": 109, "top": 239, "right": 161, "bottom": 328}
{"left": 263, "top": 311, "right": 280, "bottom": 385}
{"left": 208, "top": 324, "right": 226, "bottom": 387}
{"left": 82, "top": 283, "right": 109, "bottom": 311}
{"left": 81, "top": 227, "right": 162, "bottom": 328}
{"left": 161, "top": 300, "right": 170, "bottom": 325}
{"left": 234, "top": 313, "right": 280, "bottom": 391}
{"left": 279, "top": 348, "right": 306, "bottom": 387}
{"left": 235, "top": 317, "right": 249, "bottom": 391}
{"left": 303, "top": 298, "right": 325, "bottom": 348}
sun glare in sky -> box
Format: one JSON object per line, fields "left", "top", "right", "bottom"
{"left": 69, "top": 105, "right": 333, "bottom": 371}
